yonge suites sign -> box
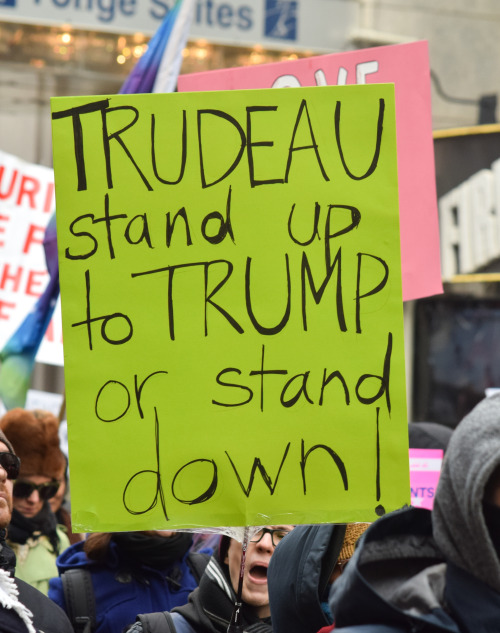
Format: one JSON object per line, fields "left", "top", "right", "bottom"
{"left": 0, "top": 0, "right": 357, "bottom": 52}
{"left": 51, "top": 85, "right": 410, "bottom": 531}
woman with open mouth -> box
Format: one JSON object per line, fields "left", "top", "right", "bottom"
{"left": 128, "top": 525, "right": 294, "bottom": 633}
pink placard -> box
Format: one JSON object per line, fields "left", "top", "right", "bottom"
{"left": 178, "top": 41, "right": 443, "bottom": 302}
{"left": 409, "top": 448, "right": 444, "bottom": 510}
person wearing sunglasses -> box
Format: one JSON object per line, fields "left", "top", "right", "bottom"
{"left": 128, "top": 524, "right": 294, "bottom": 633}
{"left": 0, "top": 422, "right": 73, "bottom": 632}
{"left": 0, "top": 408, "right": 70, "bottom": 596}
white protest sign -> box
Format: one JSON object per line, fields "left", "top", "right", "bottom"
{"left": 0, "top": 149, "right": 63, "bottom": 366}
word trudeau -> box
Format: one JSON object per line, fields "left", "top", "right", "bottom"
{"left": 51, "top": 96, "right": 385, "bottom": 192}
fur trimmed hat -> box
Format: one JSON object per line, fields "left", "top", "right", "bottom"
{"left": 0, "top": 408, "right": 65, "bottom": 480}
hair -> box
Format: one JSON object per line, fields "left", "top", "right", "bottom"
{"left": 219, "top": 535, "right": 231, "bottom": 563}
{"left": 84, "top": 533, "right": 113, "bottom": 562}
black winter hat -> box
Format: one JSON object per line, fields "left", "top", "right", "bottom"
{"left": 408, "top": 421, "right": 453, "bottom": 452}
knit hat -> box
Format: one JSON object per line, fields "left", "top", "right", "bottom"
{"left": 0, "top": 408, "right": 65, "bottom": 480}
{"left": 338, "top": 523, "right": 371, "bottom": 560}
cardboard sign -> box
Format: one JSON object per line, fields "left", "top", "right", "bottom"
{"left": 179, "top": 41, "right": 442, "bottom": 303}
{"left": 51, "top": 84, "right": 410, "bottom": 532}
{"left": 409, "top": 448, "right": 443, "bottom": 510}
{"left": 0, "top": 150, "right": 63, "bottom": 366}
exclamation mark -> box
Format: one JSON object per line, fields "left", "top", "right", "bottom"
{"left": 375, "top": 406, "right": 385, "bottom": 517}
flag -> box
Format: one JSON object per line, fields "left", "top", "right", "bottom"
{"left": 0, "top": 213, "right": 59, "bottom": 410}
{"left": 120, "top": 0, "right": 196, "bottom": 95}
{"left": 0, "top": 1, "right": 196, "bottom": 410}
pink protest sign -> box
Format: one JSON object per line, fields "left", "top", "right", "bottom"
{"left": 409, "top": 448, "right": 444, "bottom": 510}
{"left": 178, "top": 41, "right": 442, "bottom": 302}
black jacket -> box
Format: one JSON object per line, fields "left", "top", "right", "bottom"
{"left": 0, "top": 535, "right": 73, "bottom": 633}
{"left": 17, "top": 576, "right": 75, "bottom": 633}
{"left": 329, "top": 507, "right": 500, "bottom": 633}
{"left": 132, "top": 552, "right": 272, "bottom": 633}
{"left": 267, "top": 524, "right": 346, "bottom": 633}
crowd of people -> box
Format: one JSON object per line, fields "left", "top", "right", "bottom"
{"left": 0, "top": 394, "right": 498, "bottom": 632}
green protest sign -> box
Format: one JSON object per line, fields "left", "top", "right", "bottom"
{"left": 51, "top": 84, "right": 409, "bottom": 532}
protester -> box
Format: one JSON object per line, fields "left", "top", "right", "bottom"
{"left": 0, "top": 425, "right": 73, "bottom": 632}
{"left": 328, "top": 392, "right": 500, "bottom": 632}
{"left": 127, "top": 524, "right": 294, "bottom": 633}
{"left": 0, "top": 408, "right": 70, "bottom": 595}
{"left": 267, "top": 522, "right": 370, "bottom": 633}
{"left": 49, "top": 530, "right": 211, "bottom": 633}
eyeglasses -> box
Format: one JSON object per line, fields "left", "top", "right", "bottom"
{"left": 250, "top": 527, "right": 291, "bottom": 548}
{"left": 13, "top": 480, "right": 60, "bottom": 501}
{"left": 0, "top": 452, "right": 20, "bottom": 480}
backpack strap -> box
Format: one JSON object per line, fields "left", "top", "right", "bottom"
{"left": 186, "top": 552, "right": 210, "bottom": 583}
{"left": 136, "top": 610, "right": 177, "bottom": 633}
{"left": 61, "top": 568, "right": 96, "bottom": 633}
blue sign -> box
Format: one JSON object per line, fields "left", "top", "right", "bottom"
{"left": 0, "top": 0, "right": 16, "bottom": 6}
{"left": 264, "top": 0, "right": 297, "bottom": 41}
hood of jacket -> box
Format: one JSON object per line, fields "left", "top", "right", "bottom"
{"left": 328, "top": 507, "right": 460, "bottom": 632}
{"left": 54, "top": 539, "right": 89, "bottom": 572}
{"left": 267, "top": 524, "right": 346, "bottom": 633}
{"left": 432, "top": 392, "right": 500, "bottom": 593}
